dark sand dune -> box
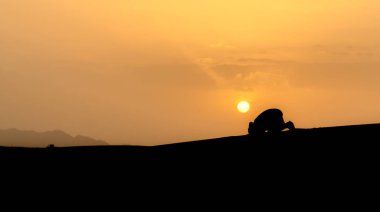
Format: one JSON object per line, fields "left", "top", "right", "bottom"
{"left": 1, "top": 124, "right": 379, "bottom": 167}
{"left": 2, "top": 124, "right": 380, "bottom": 198}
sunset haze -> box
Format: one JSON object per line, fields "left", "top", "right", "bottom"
{"left": 1, "top": 0, "right": 380, "bottom": 145}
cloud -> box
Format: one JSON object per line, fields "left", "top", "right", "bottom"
{"left": 190, "top": 43, "right": 380, "bottom": 93}
{"left": 194, "top": 53, "right": 290, "bottom": 91}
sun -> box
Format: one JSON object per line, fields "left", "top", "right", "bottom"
{"left": 237, "top": 101, "right": 250, "bottom": 113}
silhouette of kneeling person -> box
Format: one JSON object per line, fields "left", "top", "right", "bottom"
{"left": 248, "top": 108, "right": 295, "bottom": 137}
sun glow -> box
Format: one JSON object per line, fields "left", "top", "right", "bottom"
{"left": 237, "top": 101, "right": 250, "bottom": 113}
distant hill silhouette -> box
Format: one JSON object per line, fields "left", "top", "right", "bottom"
{"left": 0, "top": 129, "right": 108, "bottom": 147}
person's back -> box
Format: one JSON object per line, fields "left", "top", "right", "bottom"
{"left": 248, "top": 108, "right": 295, "bottom": 137}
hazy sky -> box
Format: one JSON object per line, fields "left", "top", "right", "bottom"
{"left": 1, "top": 0, "right": 380, "bottom": 145}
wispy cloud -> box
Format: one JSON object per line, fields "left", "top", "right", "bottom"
{"left": 193, "top": 50, "right": 291, "bottom": 91}
{"left": 190, "top": 43, "right": 380, "bottom": 92}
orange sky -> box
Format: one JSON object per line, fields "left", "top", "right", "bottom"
{"left": 1, "top": 0, "right": 380, "bottom": 145}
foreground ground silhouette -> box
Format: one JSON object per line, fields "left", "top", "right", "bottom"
{"left": 2, "top": 122, "right": 380, "bottom": 201}
{"left": 1, "top": 123, "right": 380, "bottom": 169}
{"left": 3, "top": 124, "right": 376, "bottom": 208}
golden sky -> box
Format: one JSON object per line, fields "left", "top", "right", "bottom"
{"left": 1, "top": 0, "right": 380, "bottom": 145}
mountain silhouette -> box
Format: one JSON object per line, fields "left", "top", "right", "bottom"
{"left": 0, "top": 129, "right": 108, "bottom": 147}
